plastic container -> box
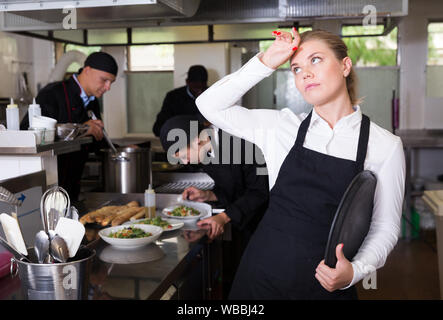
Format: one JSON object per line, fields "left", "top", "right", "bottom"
{"left": 6, "top": 98, "right": 19, "bottom": 130}
{"left": 144, "top": 184, "right": 156, "bottom": 218}
{"left": 28, "top": 127, "right": 44, "bottom": 145}
{"left": 32, "top": 115, "right": 57, "bottom": 129}
{"left": 28, "top": 98, "right": 41, "bottom": 128}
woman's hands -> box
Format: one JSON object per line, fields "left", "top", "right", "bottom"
{"left": 315, "top": 244, "right": 354, "bottom": 292}
{"left": 260, "top": 27, "right": 301, "bottom": 70}
{"left": 181, "top": 187, "right": 217, "bottom": 202}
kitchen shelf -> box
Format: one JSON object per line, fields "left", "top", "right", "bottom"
{"left": 0, "top": 136, "right": 92, "bottom": 156}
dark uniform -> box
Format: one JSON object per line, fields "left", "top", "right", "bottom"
{"left": 202, "top": 129, "right": 269, "bottom": 298}
{"left": 20, "top": 76, "right": 104, "bottom": 201}
{"left": 152, "top": 86, "right": 203, "bottom": 137}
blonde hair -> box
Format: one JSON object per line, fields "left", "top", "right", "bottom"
{"left": 297, "top": 30, "right": 361, "bottom": 106}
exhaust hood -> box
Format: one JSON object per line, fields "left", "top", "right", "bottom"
{"left": 0, "top": 0, "right": 407, "bottom": 45}
{"left": 0, "top": 0, "right": 202, "bottom": 30}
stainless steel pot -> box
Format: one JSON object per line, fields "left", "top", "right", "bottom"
{"left": 102, "top": 147, "right": 151, "bottom": 194}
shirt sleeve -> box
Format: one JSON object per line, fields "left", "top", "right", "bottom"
{"left": 342, "top": 137, "right": 406, "bottom": 289}
{"left": 196, "top": 54, "right": 280, "bottom": 150}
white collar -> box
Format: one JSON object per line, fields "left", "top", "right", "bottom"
{"left": 310, "top": 105, "right": 362, "bottom": 131}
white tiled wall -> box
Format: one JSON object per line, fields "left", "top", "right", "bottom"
{"left": 0, "top": 31, "right": 54, "bottom": 99}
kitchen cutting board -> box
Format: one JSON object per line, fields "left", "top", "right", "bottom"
{"left": 324, "top": 170, "right": 377, "bottom": 268}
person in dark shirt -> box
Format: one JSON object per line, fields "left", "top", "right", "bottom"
{"left": 159, "top": 114, "right": 269, "bottom": 298}
{"left": 152, "top": 65, "right": 208, "bottom": 136}
{"left": 20, "top": 52, "right": 118, "bottom": 200}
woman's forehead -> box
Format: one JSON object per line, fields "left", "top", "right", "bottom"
{"left": 290, "top": 40, "right": 331, "bottom": 65}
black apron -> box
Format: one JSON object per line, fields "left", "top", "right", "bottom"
{"left": 229, "top": 111, "right": 370, "bottom": 300}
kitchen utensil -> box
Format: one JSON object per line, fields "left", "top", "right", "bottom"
{"left": 69, "top": 206, "right": 80, "bottom": 221}
{"left": 0, "top": 236, "right": 30, "bottom": 262}
{"left": 98, "top": 224, "right": 163, "bottom": 250}
{"left": 87, "top": 110, "right": 118, "bottom": 154}
{"left": 56, "top": 123, "right": 89, "bottom": 141}
{"left": 0, "top": 213, "right": 28, "bottom": 256}
{"left": 40, "top": 186, "right": 70, "bottom": 232}
{"left": 55, "top": 217, "right": 85, "bottom": 258}
{"left": 0, "top": 186, "right": 22, "bottom": 207}
{"left": 34, "top": 230, "right": 50, "bottom": 264}
{"left": 50, "top": 234, "right": 69, "bottom": 263}
{"left": 324, "top": 170, "right": 377, "bottom": 268}
{"left": 102, "top": 147, "right": 151, "bottom": 194}
{"left": 11, "top": 246, "right": 95, "bottom": 300}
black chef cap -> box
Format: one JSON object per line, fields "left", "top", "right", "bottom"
{"left": 187, "top": 65, "right": 208, "bottom": 82}
{"left": 79, "top": 52, "right": 118, "bottom": 76}
{"left": 160, "top": 115, "right": 204, "bottom": 154}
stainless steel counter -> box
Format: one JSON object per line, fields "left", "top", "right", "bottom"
{"left": 396, "top": 129, "right": 443, "bottom": 239}
{"left": 1, "top": 192, "right": 220, "bottom": 300}
{"left": 0, "top": 136, "right": 93, "bottom": 155}
{"left": 396, "top": 129, "right": 443, "bottom": 148}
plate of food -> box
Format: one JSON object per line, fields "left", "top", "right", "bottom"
{"left": 98, "top": 224, "right": 163, "bottom": 249}
{"left": 124, "top": 216, "right": 184, "bottom": 231}
{"left": 161, "top": 204, "right": 206, "bottom": 221}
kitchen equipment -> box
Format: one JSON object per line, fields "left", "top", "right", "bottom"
{"left": 87, "top": 110, "right": 118, "bottom": 154}
{"left": 55, "top": 217, "right": 85, "bottom": 258}
{"left": 98, "top": 224, "right": 163, "bottom": 250}
{"left": 28, "top": 98, "right": 41, "bottom": 129}
{"left": 0, "top": 186, "right": 22, "bottom": 207}
{"left": 10, "top": 246, "right": 95, "bottom": 300}
{"left": 50, "top": 234, "right": 69, "bottom": 263}
{"left": 69, "top": 206, "right": 80, "bottom": 221}
{"left": 34, "top": 231, "right": 50, "bottom": 264}
{"left": 0, "top": 213, "right": 28, "bottom": 256}
{"left": 56, "top": 123, "right": 88, "bottom": 141}
{"left": 40, "top": 186, "right": 70, "bottom": 232}
{"left": 32, "top": 115, "right": 57, "bottom": 129}
{"left": 102, "top": 147, "right": 151, "bottom": 194}
{"left": 324, "top": 170, "right": 377, "bottom": 268}
{"left": 0, "top": 236, "right": 30, "bottom": 262}
{"left": 6, "top": 98, "right": 19, "bottom": 131}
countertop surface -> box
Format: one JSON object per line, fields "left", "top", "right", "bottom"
{"left": 0, "top": 192, "right": 211, "bottom": 300}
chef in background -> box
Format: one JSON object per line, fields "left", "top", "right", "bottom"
{"left": 20, "top": 51, "right": 118, "bottom": 201}
{"left": 152, "top": 65, "right": 208, "bottom": 136}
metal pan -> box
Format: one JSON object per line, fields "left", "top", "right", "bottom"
{"left": 324, "top": 170, "right": 377, "bottom": 268}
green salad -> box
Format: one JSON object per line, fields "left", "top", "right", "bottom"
{"left": 166, "top": 205, "right": 200, "bottom": 217}
{"left": 138, "top": 217, "right": 173, "bottom": 230}
{"left": 108, "top": 227, "right": 152, "bottom": 239}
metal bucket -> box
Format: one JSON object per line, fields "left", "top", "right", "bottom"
{"left": 10, "top": 246, "right": 95, "bottom": 300}
{"left": 102, "top": 147, "right": 151, "bottom": 194}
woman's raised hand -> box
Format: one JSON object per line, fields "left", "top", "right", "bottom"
{"left": 260, "top": 27, "right": 300, "bottom": 70}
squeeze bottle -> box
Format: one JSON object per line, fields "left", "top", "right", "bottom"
{"left": 6, "top": 98, "right": 19, "bottom": 130}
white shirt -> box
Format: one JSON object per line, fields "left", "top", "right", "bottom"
{"left": 196, "top": 54, "right": 406, "bottom": 289}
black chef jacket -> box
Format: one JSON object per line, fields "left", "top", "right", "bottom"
{"left": 200, "top": 129, "right": 269, "bottom": 298}
{"left": 153, "top": 86, "right": 204, "bottom": 137}
{"left": 20, "top": 76, "right": 104, "bottom": 201}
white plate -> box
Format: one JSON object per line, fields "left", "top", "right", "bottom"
{"left": 124, "top": 218, "right": 184, "bottom": 232}
{"left": 161, "top": 202, "right": 210, "bottom": 221}
{"left": 99, "top": 224, "right": 163, "bottom": 250}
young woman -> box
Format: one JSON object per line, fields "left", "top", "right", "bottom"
{"left": 196, "top": 28, "right": 405, "bottom": 299}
